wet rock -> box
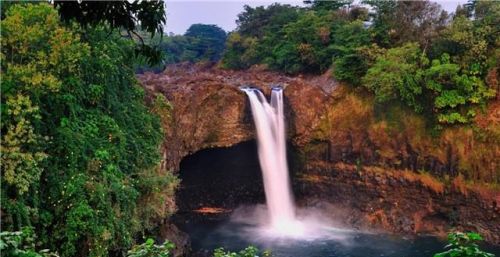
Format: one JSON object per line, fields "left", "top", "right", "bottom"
{"left": 158, "top": 222, "right": 191, "bottom": 257}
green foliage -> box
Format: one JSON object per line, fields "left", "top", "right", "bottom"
{"left": 304, "top": 0, "right": 353, "bottom": 11}
{"left": 54, "top": 0, "right": 166, "bottom": 65}
{"left": 332, "top": 20, "right": 372, "bottom": 85}
{"left": 221, "top": 32, "right": 259, "bottom": 70}
{"left": 0, "top": 228, "right": 58, "bottom": 257}
{"left": 54, "top": 1, "right": 165, "bottom": 36}
{"left": 236, "top": 4, "right": 300, "bottom": 38}
{"left": 184, "top": 24, "right": 227, "bottom": 61}
{"left": 362, "top": 42, "right": 495, "bottom": 124}
{"left": 424, "top": 54, "right": 495, "bottom": 124}
{"left": 1, "top": 4, "right": 177, "bottom": 257}
{"left": 213, "top": 246, "right": 271, "bottom": 257}
{"left": 126, "top": 239, "right": 174, "bottom": 257}
{"left": 362, "top": 43, "right": 426, "bottom": 112}
{"left": 266, "top": 11, "right": 333, "bottom": 74}
{"left": 362, "top": 0, "right": 448, "bottom": 48}
{"left": 1, "top": 2, "right": 85, "bottom": 195}
{"left": 222, "top": 4, "right": 300, "bottom": 70}
{"left": 434, "top": 232, "right": 494, "bottom": 257}
{"left": 136, "top": 24, "right": 227, "bottom": 72}
{"left": 333, "top": 54, "right": 367, "bottom": 86}
{"left": 435, "top": 14, "right": 493, "bottom": 75}
{"left": 221, "top": 0, "right": 497, "bottom": 125}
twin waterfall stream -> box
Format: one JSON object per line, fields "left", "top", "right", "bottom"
{"left": 242, "top": 87, "right": 304, "bottom": 236}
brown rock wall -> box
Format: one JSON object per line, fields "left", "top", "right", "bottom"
{"left": 138, "top": 63, "right": 500, "bottom": 243}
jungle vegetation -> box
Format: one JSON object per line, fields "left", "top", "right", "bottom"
{"left": 134, "top": 24, "right": 227, "bottom": 73}
{"left": 221, "top": 0, "right": 499, "bottom": 125}
{"left": 1, "top": 2, "right": 177, "bottom": 257}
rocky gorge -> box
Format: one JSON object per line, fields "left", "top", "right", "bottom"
{"left": 137, "top": 63, "right": 500, "bottom": 249}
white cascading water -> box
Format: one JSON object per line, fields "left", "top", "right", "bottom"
{"left": 242, "top": 87, "right": 304, "bottom": 236}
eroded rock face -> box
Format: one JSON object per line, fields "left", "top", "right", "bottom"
{"left": 138, "top": 63, "right": 500, "bottom": 244}
{"left": 295, "top": 162, "right": 500, "bottom": 244}
{"left": 139, "top": 63, "right": 499, "bottom": 182}
{"left": 138, "top": 63, "right": 335, "bottom": 171}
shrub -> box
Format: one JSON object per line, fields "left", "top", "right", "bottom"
{"left": 213, "top": 246, "right": 271, "bottom": 257}
{"left": 0, "top": 228, "right": 58, "bottom": 257}
{"left": 434, "top": 232, "right": 494, "bottom": 257}
{"left": 1, "top": 4, "right": 177, "bottom": 256}
{"left": 126, "top": 239, "right": 174, "bottom": 257}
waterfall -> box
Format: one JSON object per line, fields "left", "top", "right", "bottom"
{"left": 242, "top": 87, "right": 300, "bottom": 235}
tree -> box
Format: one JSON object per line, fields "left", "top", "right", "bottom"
{"left": 221, "top": 3, "right": 301, "bottom": 70}
{"left": 424, "top": 54, "right": 495, "bottom": 124}
{"left": 304, "top": 0, "right": 353, "bottom": 11}
{"left": 1, "top": 4, "right": 178, "bottom": 256}
{"left": 54, "top": 0, "right": 166, "bottom": 65}
{"left": 184, "top": 24, "right": 227, "bottom": 62}
{"left": 266, "top": 11, "right": 333, "bottom": 74}
{"left": 434, "top": 1, "right": 499, "bottom": 75}
{"left": 362, "top": 43, "right": 426, "bottom": 111}
{"left": 331, "top": 20, "right": 372, "bottom": 85}
{"left": 221, "top": 33, "right": 260, "bottom": 70}
{"left": 363, "top": 0, "right": 448, "bottom": 48}
{"left": 236, "top": 4, "right": 300, "bottom": 38}
{"left": 136, "top": 24, "right": 228, "bottom": 71}
{"left": 362, "top": 45, "right": 495, "bottom": 125}
{"left": 334, "top": 54, "right": 368, "bottom": 86}
{"left": 1, "top": 2, "right": 86, "bottom": 196}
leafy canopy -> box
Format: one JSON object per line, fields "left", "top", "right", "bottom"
{"left": 54, "top": 0, "right": 166, "bottom": 65}
{"left": 221, "top": 0, "right": 497, "bottom": 125}
{"left": 362, "top": 43, "right": 426, "bottom": 112}
{"left": 1, "top": 4, "right": 178, "bottom": 257}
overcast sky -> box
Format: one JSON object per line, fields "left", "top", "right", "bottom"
{"left": 165, "top": 0, "right": 468, "bottom": 35}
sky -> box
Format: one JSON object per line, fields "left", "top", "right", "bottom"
{"left": 165, "top": 0, "right": 468, "bottom": 35}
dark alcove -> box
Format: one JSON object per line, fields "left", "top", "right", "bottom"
{"left": 175, "top": 141, "right": 266, "bottom": 215}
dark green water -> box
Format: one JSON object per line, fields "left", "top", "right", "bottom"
{"left": 180, "top": 214, "right": 500, "bottom": 257}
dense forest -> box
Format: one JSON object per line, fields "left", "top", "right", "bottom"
{"left": 1, "top": 1, "right": 499, "bottom": 257}
{"left": 221, "top": 0, "right": 498, "bottom": 125}
{"left": 135, "top": 24, "right": 227, "bottom": 73}
{"left": 151, "top": 0, "right": 498, "bottom": 125}
{"left": 1, "top": 2, "right": 177, "bottom": 257}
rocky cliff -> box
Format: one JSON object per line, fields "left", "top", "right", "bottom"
{"left": 138, "top": 63, "right": 500, "bottom": 244}
{"left": 138, "top": 63, "right": 336, "bottom": 171}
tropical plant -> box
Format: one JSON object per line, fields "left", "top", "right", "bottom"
{"left": 0, "top": 228, "right": 59, "bottom": 257}
{"left": 126, "top": 239, "right": 174, "bottom": 257}
{"left": 332, "top": 20, "right": 372, "bottom": 85}
{"left": 424, "top": 54, "right": 495, "bottom": 124}
{"left": 1, "top": 4, "right": 177, "bottom": 257}
{"left": 434, "top": 232, "right": 495, "bottom": 257}
{"left": 266, "top": 11, "right": 333, "bottom": 74}
{"left": 183, "top": 24, "right": 227, "bottom": 62}
{"left": 362, "top": 43, "right": 426, "bottom": 112}
{"left": 213, "top": 246, "right": 271, "bottom": 257}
